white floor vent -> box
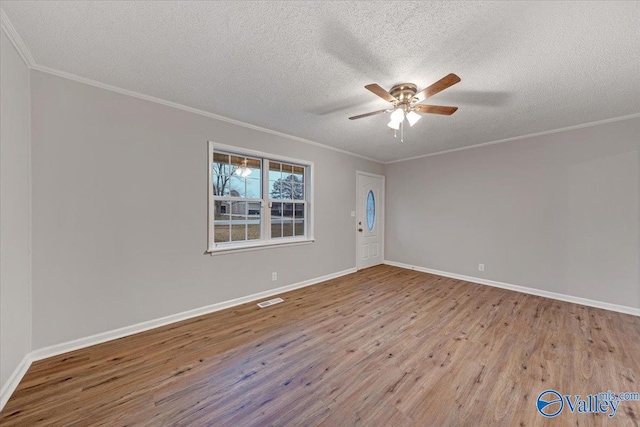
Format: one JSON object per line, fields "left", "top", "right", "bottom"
{"left": 257, "top": 297, "right": 284, "bottom": 308}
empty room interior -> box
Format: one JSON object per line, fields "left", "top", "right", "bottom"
{"left": 1, "top": 1, "right": 640, "bottom": 426}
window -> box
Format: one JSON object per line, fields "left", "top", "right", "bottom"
{"left": 208, "top": 142, "right": 313, "bottom": 253}
{"left": 366, "top": 190, "right": 375, "bottom": 231}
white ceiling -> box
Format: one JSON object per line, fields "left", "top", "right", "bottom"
{"left": 2, "top": 1, "right": 640, "bottom": 162}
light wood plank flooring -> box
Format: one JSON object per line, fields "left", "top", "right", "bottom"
{"left": 1, "top": 265, "right": 639, "bottom": 426}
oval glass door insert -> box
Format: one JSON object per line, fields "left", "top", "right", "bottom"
{"left": 366, "top": 190, "right": 375, "bottom": 231}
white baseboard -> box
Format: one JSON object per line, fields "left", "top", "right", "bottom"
{"left": 385, "top": 260, "right": 640, "bottom": 317}
{"left": 0, "top": 267, "right": 356, "bottom": 411}
{"left": 30, "top": 267, "right": 356, "bottom": 362}
{"left": 0, "top": 353, "right": 32, "bottom": 412}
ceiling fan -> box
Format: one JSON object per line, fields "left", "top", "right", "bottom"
{"left": 349, "top": 73, "right": 460, "bottom": 142}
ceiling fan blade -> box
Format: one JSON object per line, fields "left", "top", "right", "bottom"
{"left": 414, "top": 74, "right": 461, "bottom": 102}
{"left": 348, "top": 109, "right": 390, "bottom": 120}
{"left": 413, "top": 105, "right": 458, "bottom": 115}
{"left": 365, "top": 84, "right": 398, "bottom": 103}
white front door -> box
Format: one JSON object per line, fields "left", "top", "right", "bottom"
{"left": 357, "top": 172, "right": 384, "bottom": 270}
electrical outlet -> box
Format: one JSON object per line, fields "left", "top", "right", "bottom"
{"left": 478, "top": 264, "right": 485, "bottom": 272}
{"left": 271, "top": 272, "right": 277, "bottom": 281}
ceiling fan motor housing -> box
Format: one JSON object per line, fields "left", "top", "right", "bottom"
{"left": 389, "top": 83, "right": 418, "bottom": 105}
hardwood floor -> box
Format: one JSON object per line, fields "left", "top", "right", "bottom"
{"left": 2, "top": 265, "right": 639, "bottom": 426}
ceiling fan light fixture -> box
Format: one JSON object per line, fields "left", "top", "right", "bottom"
{"left": 406, "top": 111, "right": 422, "bottom": 127}
{"left": 390, "top": 108, "right": 405, "bottom": 124}
{"left": 348, "top": 74, "right": 460, "bottom": 143}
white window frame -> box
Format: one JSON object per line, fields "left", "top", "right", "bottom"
{"left": 207, "top": 141, "right": 314, "bottom": 254}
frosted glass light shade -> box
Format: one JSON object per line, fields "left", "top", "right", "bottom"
{"left": 390, "top": 108, "right": 405, "bottom": 123}
{"left": 406, "top": 111, "right": 422, "bottom": 127}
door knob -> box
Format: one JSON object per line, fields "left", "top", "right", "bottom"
{"left": 358, "top": 228, "right": 363, "bottom": 232}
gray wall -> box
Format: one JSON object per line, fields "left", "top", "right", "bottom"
{"left": 30, "top": 71, "right": 383, "bottom": 349}
{"left": 386, "top": 118, "right": 640, "bottom": 309}
{"left": 7, "top": 53, "right": 639, "bottom": 378}
{"left": 1, "top": 31, "right": 32, "bottom": 387}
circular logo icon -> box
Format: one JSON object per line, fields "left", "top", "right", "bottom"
{"left": 537, "top": 390, "right": 564, "bottom": 417}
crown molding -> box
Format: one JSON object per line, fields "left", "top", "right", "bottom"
{"left": 384, "top": 112, "right": 640, "bottom": 164}
{"left": 0, "top": 9, "right": 35, "bottom": 67}
{"left": 31, "top": 64, "right": 382, "bottom": 163}
{"left": 3, "top": 7, "right": 639, "bottom": 165}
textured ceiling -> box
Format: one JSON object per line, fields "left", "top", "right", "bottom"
{"left": 2, "top": 1, "right": 640, "bottom": 162}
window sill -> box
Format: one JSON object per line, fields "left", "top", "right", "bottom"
{"left": 206, "top": 238, "right": 315, "bottom": 256}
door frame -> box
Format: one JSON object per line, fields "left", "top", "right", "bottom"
{"left": 356, "top": 171, "right": 385, "bottom": 270}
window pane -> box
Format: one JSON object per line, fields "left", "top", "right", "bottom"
{"left": 244, "top": 158, "right": 261, "bottom": 189}
{"left": 293, "top": 166, "right": 304, "bottom": 182}
{"left": 213, "top": 152, "right": 229, "bottom": 164}
{"left": 212, "top": 176, "right": 230, "bottom": 196}
{"left": 245, "top": 157, "right": 261, "bottom": 170}
{"left": 247, "top": 223, "right": 260, "bottom": 240}
{"left": 294, "top": 204, "right": 305, "bottom": 236}
{"left": 247, "top": 201, "right": 261, "bottom": 216}
{"left": 214, "top": 201, "right": 231, "bottom": 243}
{"left": 231, "top": 224, "right": 247, "bottom": 242}
{"left": 230, "top": 201, "right": 247, "bottom": 242}
{"left": 228, "top": 176, "right": 242, "bottom": 197}
{"left": 214, "top": 201, "right": 230, "bottom": 220}
{"left": 269, "top": 179, "right": 281, "bottom": 199}
{"left": 213, "top": 152, "right": 231, "bottom": 176}
{"left": 230, "top": 155, "right": 245, "bottom": 169}
{"left": 291, "top": 175, "right": 304, "bottom": 200}
{"left": 280, "top": 180, "right": 292, "bottom": 200}
{"left": 282, "top": 202, "right": 294, "bottom": 237}
{"left": 270, "top": 222, "right": 283, "bottom": 239}
{"left": 281, "top": 164, "right": 294, "bottom": 200}
{"left": 212, "top": 152, "right": 231, "bottom": 197}
{"left": 215, "top": 226, "right": 230, "bottom": 243}
{"left": 230, "top": 201, "right": 247, "bottom": 216}
{"left": 269, "top": 161, "right": 281, "bottom": 200}
{"left": 271, "top": 202, "right": 283, "bottom": 238}
{"left": 246, "top": 201, "right": 261, "bottom": 240}
{"left": 245, "top": 178, "right": 261, "bottom": 198}
{"left": 269, "top": 161, "right": 282, "bottom": 180}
